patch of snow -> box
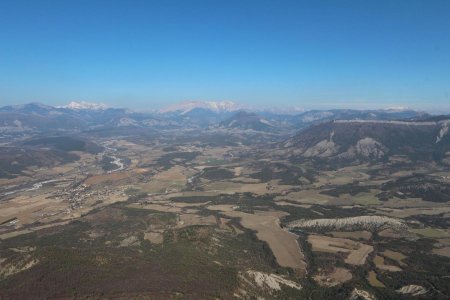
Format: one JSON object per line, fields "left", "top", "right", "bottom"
{"left": 62, "top": 101, "right": 108, "bottom": 110}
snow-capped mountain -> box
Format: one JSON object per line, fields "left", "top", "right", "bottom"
{"left": 61, "top": 101, "right": 108, "bottom": 110}
{"left": 0, "top": 101, "right": 431, "bottom": 134}
{"left": 159, "top": 100, "right": 243, "bottom": 114}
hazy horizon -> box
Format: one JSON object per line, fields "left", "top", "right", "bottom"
{"left": 1, "top": 99, "right": 449, "bottom": 115}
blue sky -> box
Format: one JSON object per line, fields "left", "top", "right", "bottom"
{"left": 0, "top": 0, "right": 449, "bottom": 111}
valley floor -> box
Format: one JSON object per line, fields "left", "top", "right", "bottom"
{"left": 1, "top": 129, "right": 450, "bottom": 299}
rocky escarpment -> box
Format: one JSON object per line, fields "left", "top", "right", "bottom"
{"left": 396, "top": 285, "right": 427, "bottom": 296}
{"left": 302, "top": 131, "right": 337, "bottom": 157}
{"left": 436, "top": 120, "right": 450, "bottom": 143}
{"left": 282, "top": 118, "right": 450, "bottom": 163}
{"left": 350, "top": 288, "right": 376, "bottom": 300}
{"left": 286, "top": 216, "right": 407, "bottom": 232}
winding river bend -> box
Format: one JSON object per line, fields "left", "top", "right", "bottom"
{"left": 102, "top": 145, "right": 125, "bottom": 173}
{"left": 0, "top": 179, "right": 72, "bottom": 199}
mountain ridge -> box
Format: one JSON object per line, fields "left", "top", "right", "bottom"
{"left": 0, "top": 101, "right": 435, "bottom": 135}
{"left": 280, "top": 118, "right": 450, "bottom": 164}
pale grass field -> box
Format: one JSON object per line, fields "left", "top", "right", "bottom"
{"left": 85, "top": 172, "right": 131, "bottom": 186}
{"left": 433, "top": 247, "right": 450, "bottom": 258}
{"left": 367, "top": 271, "right": 385, "bottom": 288}
{"left": 308, "top": 234, "right": 373, "bottom": 265}
{"left": 0, "top": 194, "right": 68, "bottom": 227}
{"left": 373, "top": 255, "right": 402, "bottom": 272}
{"left": 210, "top": 207, "right": 307, "bottom": 271}
{"left": 314, "top": 267, "right": 352, "bottom": 287}
{"left": 329, "top": 231, "right": 372, "bottom": 240}
{"left": 381, "top": 249, "right": 407, "bottom": 265}
{"left": 410, "top": 227, "right": 450, "bottom": 238}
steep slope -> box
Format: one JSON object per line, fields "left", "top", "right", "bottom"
{"left": 282, "top": 119, "right": 450, "bottom": 163}
{"left": 220, "top": 111, "right": 275, "bottom": 131}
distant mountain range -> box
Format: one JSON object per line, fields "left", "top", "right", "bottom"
{"left": 0, "top": 103, "right": 131, "bottom": 132}
{"left": 220, "top": 111, "right": 275, "bottom": 131}
{"left": 2, "top": 101, "right": 450, "bottom": 164}
{"left": 159, "top": 100, "right": 244, "bottom": 114}
{"left": 0, "top": 100, "right": 436, "bottom": 134}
